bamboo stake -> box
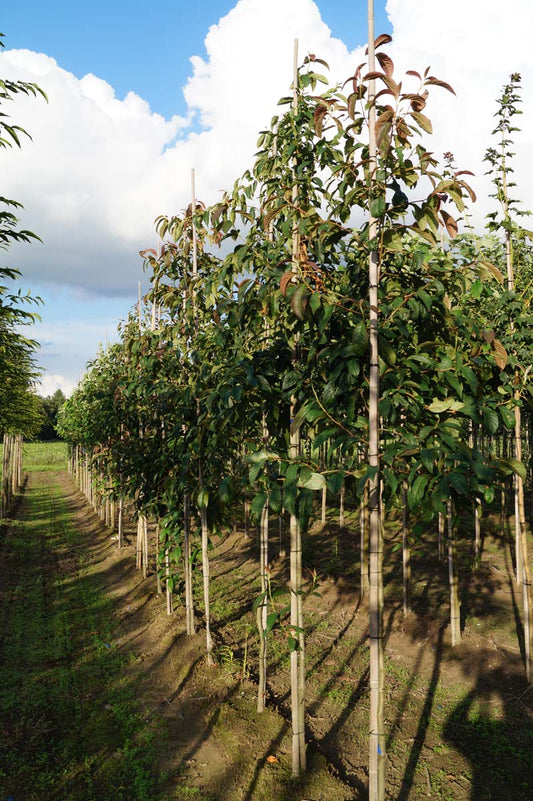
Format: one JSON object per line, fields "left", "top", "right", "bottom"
{"left": 288, "top": 38, "right": 306, "bottom": 777}
{"left": 192, "top": 168, "right": 214, "bottom": 665}
{"left": 142, "top": 515, "right": 149, "bottom": 579}
{"left": 367, "top": 5, "right": 385, "bottom": 797}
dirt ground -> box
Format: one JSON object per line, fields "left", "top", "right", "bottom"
{"left": 2, "top": 466, "right": 533, "bottom": 800}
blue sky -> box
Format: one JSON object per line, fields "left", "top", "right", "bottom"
{"left": 2, "top": 1, "right": 391, "bottom": 119}
{"left": 1, "top": 0, "right": 532, "bottom": 395}
{"left": 1, "top": 0, "right": 390, "bottom": 395}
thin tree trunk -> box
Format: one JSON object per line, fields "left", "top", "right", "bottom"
{"left": 184, "top": 491, "right": 195, "bottom": 633}
{"left": 438, "top": 512, "right": 445, "bottom": 561}
{"left": 136, "top": 515, "right": 142, "bottom": 570}
{"left": 339, "top": 477, "right": 345, "bottom": 528}
{"left": 118, "top": 496, "right": 124, "bottom": 548}
{"left": 200, "top": 506, "right": 214, "bottom": 665}
{"left": 402, "top": 480, "right": 411, "bottom": 615}
{"left": 515, "top": 407, "right": 532, "bottom": 680}
{"left": 257, "top": 500, "right": 269, "bottom": 712}
{"left": 447, "top": 499, "right": 461, "bottom": 646}
{"left": 360, "top": 483, "right": 369, "bottom": 598}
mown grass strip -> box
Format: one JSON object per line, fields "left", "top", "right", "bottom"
{"left": 0, "top": 469, "right": 165, "bottom": 801}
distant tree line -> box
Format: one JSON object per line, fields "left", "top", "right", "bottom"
{"left": 35, "top": 389, "right": 66, "bottom": 440}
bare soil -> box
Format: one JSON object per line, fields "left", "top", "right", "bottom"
{"left": 2, "top": 466, "right": 532, "bottom": 800}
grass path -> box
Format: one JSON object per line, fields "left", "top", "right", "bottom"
{"left": 0, "top": 462, "right": 161, "bottom": 801}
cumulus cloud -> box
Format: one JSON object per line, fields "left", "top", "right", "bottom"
{"left": 36, "top": 374, "right": 76, "bottom": 398}
{"left": 386, "top": 0, "right": 533, "bottom": 226}
{"left": 2, "top": 0, "right": 533, "bottom": 389}
{"left": 0, "top": 0, "right": 366, "bottom": 296}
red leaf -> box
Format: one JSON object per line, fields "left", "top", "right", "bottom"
{"left": 375, "top": 33, "right": 393, "bottom": 48}
{"left": 376, "top": 52, "right": 394, "bottom": 77}
{"left": 441, "top": 210, "right": 458, "bottom": 239}
{"left": 313, "top": 104, "right": 328, "bottom": 137}
{"left": 280, "top": 271, "right": 295, "bottom": 296}
{"left": 492, "top": 339, "right": 508, "bottom": 370}
{"left": 364, "top": 71, "right": 387, "bottom": 81}
{"left": 425, "top": 77, "right": 456, "bottom": 95}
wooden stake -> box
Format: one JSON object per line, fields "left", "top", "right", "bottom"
{"left": 367, "top": 4, "right": 385, "bottom": 797}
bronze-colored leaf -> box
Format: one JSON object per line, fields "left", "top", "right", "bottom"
{"left": 482, "top": 329, "right": 496, "bottom": 344}
{"left": 403, "top": 93, "right": 427, "bottom": 112}
{"left": 375, "top": 33, "right": 393, "bottom": 48}
{"left": 406, "top": 69, "right": 421, "bottom": 79}
{"left": 492, "top": 339, "right": 508, "bottom": 370}
{"left": 425, "top": 77, "right": 456, "bottom": 95}
{"left": 376, "top": 52, "right": 394, "bottom": 76}
{"left": 364, "top": 71, "right": 387, "bottom": 81}
{"left": 441, "top": 210, "right": 458, "bottom": 239}
{"left": 375, "top": 87, "right": 394, "bottom": 102}
{"left": 457, "top": 179, "right": 477, "bottom": 203}
{"left": 382, "top": 74, "right": 400, "bottom": 98}
{"left": 280, "top": 271, "right": 295, "bottom": 296}
{"left": 313, "top": 104, "right": 328, "bottom": 137}
{"left": 479, "top": 261, "right": 504, "bottom": 284}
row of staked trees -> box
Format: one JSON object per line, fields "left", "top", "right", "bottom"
{"left": 58, "top": 22, "right": 533, "bottom": 801}
{"left": 1, "top": 33, "right": 47, "bottom": 517}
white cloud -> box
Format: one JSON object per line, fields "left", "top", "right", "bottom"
{"left": 2, "top": 0, "right": 533, "bottom": 390}
{"left": 386, "top": 0, "right": 533, "bottom": 226}
{"left": 0, "top": 0, "right": 365, "bottom": 296}
{"left": 36, "top": 373, "right": 76, "bottom": 398}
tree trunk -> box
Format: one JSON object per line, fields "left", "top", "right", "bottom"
{"left": 257, "top": 499, "right": 269, "bottom": 712}
{"left": 402, "top": 481, "right": 411, "bottom": 615}
{"left": 447, "top": 499, "right": 461, "bottom": 647}
{"left": 184, "top": 491, "right": 195, "bottom": 634}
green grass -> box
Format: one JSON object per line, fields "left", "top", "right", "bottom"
{"left": 0, "top": 468, "right": 167, "bottom": 800}
{"left": 22, "top": 440, "right": 68, "bottom": 471}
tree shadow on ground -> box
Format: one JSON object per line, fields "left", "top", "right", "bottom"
{"left": 443, "top": 660, "right": 533, "bottom": 801}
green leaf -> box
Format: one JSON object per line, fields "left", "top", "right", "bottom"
{"left": 428, "top": 398, "right": 464, "bottom": 414}
{"left": 266, "top": 613, "right": 279, "bottom": 634}
{"left": 197, "top": 488, "right": 209, "bottom": 509}
{"left": 269, "top": 485, "right": 282, "bottom": 513}
{"left": 481, "top": 406, "right": 499, "bottom": 434}
{"left": 327, "top": 471, "right": 344, "bottom": 494}
{"left": 370, "top": 194, "right": 386, "bottom": 218}
{"left": 411, "top": 111, "right": 433, "bottom": 133}
{"left": 409, "top": 474, "right": 429, "bottom": 507}
{"left": 297, "top": 471, "right": 325, "bottom": 490}
{"left": 251, "top": 491, "right": 268, "bottom": 520}
{"left": 498, "top": 457, "right": 526, "bottom": 481}
{"left": 483, "top": 485, "right": 495, "bottom": 504}
{"left": 290, "top": 284, "right": 310, "bottom": 320}
{"left": 449, "top": 471, "right": 468, "bottom": 495}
